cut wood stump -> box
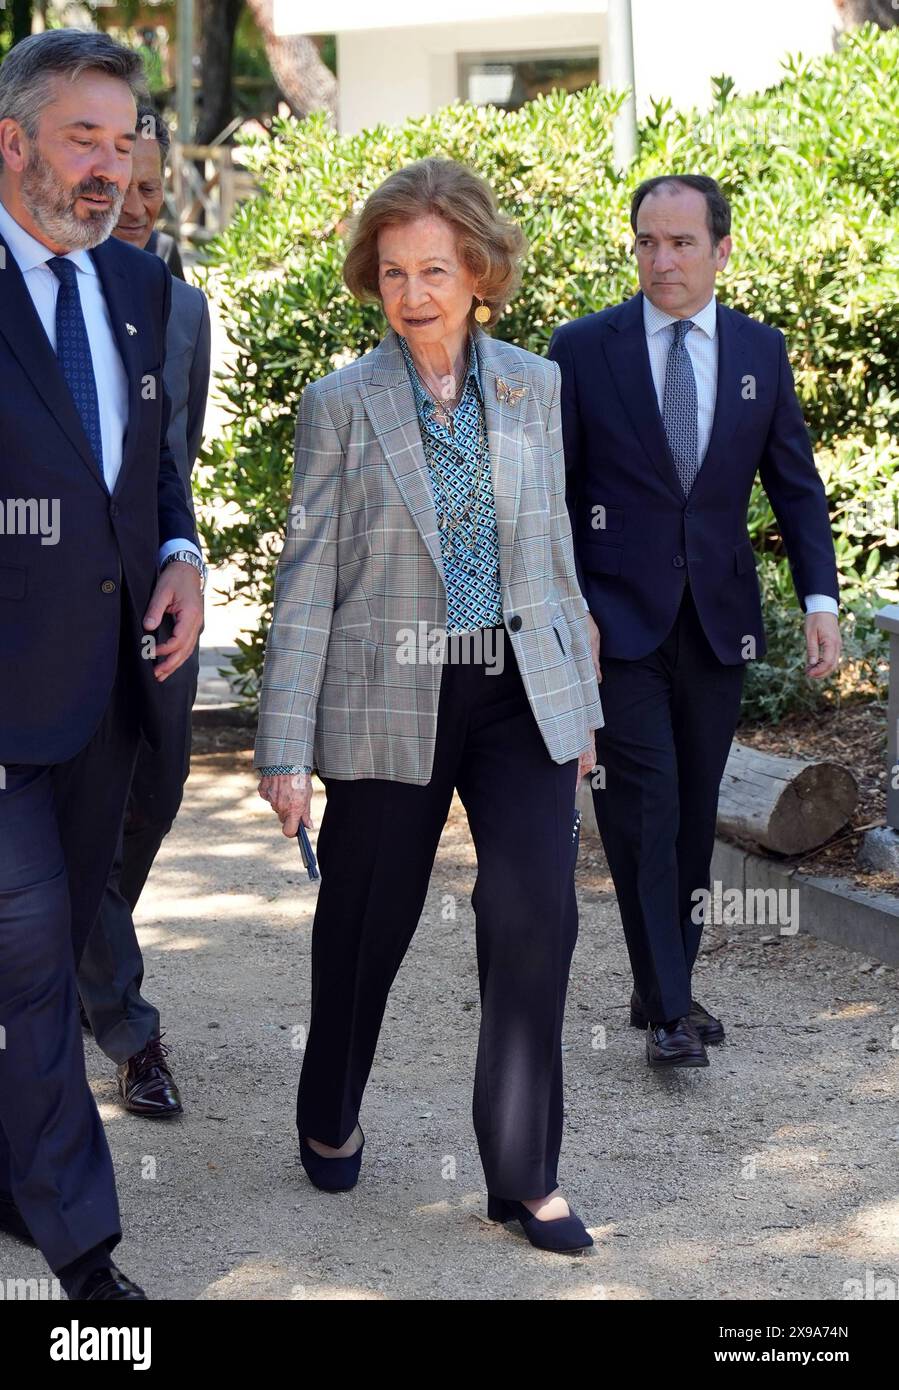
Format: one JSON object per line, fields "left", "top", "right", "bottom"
{"left": 717, "top": 741, "right": 858, "bottom": 855}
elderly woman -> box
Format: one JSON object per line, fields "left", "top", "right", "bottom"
{"left": 256, "top": 157, "right": 602, "bottom": 1253}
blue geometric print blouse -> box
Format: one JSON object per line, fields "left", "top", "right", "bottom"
{"left": 399, "top": 333, "right": 503, "bottom": 634}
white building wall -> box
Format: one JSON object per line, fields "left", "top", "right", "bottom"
{"left": 336, "top": 14, "right": 607, "bottom": 134}
{"left": 273, "top": 0, "right": 839, "bottom": 134}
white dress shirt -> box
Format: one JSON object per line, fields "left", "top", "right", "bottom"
{"left": 642, "top": 292, "right": 837, "bottom": 617}
{"left": 0, "top": 197, "right": 198, "bottom": 566}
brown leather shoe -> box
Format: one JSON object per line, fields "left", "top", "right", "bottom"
{"left": 631, "top": 991, "right": 725, "bottom": 1044}
{"left": 646, "top": 1016, "right": 709, "bottom": 1068}
{"left": 117, "top": 1033, "right": 183, "bottom": 1118}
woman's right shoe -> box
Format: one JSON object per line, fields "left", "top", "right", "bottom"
{"left": 487, "top": 1193, "right": 593, "bottom": 1252}
{"left": 299, "top": 1126, "right": 365, "bottom": 1192}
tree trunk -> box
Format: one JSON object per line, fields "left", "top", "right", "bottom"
{"left": 716, "top": 741, "right": 858, "bottom": 855}
{"left": 834, "top": 0, "right": 899, "bottom": 28}
{"left": 244, "top": 0, "right": 337, "bottom": 121}
{"left": 11, "top": 0, "right": 33, "bottom": 45}
{"left": 196, "top": 0, "right": 245, "bottom": 146}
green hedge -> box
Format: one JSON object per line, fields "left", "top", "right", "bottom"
{"left": 196, "top": 23, "right": 899, "bottom": 716}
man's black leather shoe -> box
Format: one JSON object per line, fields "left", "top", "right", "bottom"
{"left": 631, "top": 991, "right": 725, "bottom": 1044}
{"left": 646, "top": 1016, "right": 709, "bottom": 1068}
{"left": 117, "top": 1033, "right": 183, "bottom": 1118}
{"left": 0, "top": 1194, "right": 35, "bottom": 1246}
{"left": 77, "top": 1264, "right": 148, "bottom": 1300}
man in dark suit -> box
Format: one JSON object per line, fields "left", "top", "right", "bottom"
{"left": 0, "top": 30, "right": 203, "bottom": 1297}
{"left": 77, "top": 106, "right": 211, "bottom": 1117}
{"left": 549, "top": 175, "right": 841, "bottom": 1068}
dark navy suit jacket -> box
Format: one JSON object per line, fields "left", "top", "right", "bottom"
{"left": 548, "top": 292, "right": 839, "bottom": 666}
{"left": 0, "top": 231, "right": 198, "bottom": 765}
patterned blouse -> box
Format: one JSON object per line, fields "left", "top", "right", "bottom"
{"left": 398, "top": 332, "right": 503, "bottom": 634}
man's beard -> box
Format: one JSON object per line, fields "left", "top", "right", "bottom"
{"left": 21, "top": 148, "right": 125, "bottom": 250}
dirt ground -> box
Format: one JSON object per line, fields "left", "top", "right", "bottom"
{"left": 3, "top": 745, "right": 898, "bottom": 1301}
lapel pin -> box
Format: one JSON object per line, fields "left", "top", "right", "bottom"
{"left": 125, "top": 322, "right": 137, "bottom": 336}
{"left": 496, "top": 378, "right": 527, "bottom": 406}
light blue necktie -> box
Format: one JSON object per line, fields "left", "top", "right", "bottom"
{"left": 662, "top": 318, "right": 698, "bottom": 496}
{"left": 47, "top": 256, "right": 104, "bottom": 476}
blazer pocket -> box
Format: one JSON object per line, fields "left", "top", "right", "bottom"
{"left": 325, "top": 633, "right": 377, "bottom": 676}
{"left": 581, "top": 541, "right": 623, "bottom": 576}
{"left": 734, "top": 540, "right": 757, "bottom": 576}
{"left": 0, "top": 564, "right": 27, "bottom": 600}
{"left": 552, "top": 611, "right": 572, "bottom": 656}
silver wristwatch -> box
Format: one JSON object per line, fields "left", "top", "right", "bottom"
{"left": 161, "top": 549, "right": 208, "bottom": 593}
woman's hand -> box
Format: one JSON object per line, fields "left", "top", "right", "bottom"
{"left": 577, "top": 735, "right": 596, "bottom": 781}
{"left": 258, "top": 772, "right": 314, "bottom": 837}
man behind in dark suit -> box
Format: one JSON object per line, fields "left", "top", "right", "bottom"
{"left": 549, "top": 175, "right": 841, "bottom": 1069}
{"left": 77, "top": 105, "right": 212, "bottom": 1119}
{"left": 0, "top": 30, "right": 203, "bottom": 1297}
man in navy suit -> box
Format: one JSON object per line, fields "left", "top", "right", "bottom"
{"left": 549, "top": 175, "right": 841, "bottom": 1068}
{"left": 76, "top": 105, "right": 212, "bottom": 1120}
{"left": 0, "top": 30, "right": 203, "bottom": 1297}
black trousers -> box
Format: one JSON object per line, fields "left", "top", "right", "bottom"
{"left": 77, "top": 647, "right": 198, "bottom": 1063}
{"left": 297, "top": 636, "right": 581, "bottom": 1199}
{"left": 592, "top": 583, "right": 745, "bottom": 1024}
{"left": 0, "top": 665, "right": 139, "bottom": 1273}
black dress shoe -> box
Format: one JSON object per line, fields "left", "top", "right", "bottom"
{"left": 0, "top": 1194, "right": 36, "bottom": 1246}
{"left": 631, "top": 991, "right": 725, "bottom": 1044}
{"left": 646, "top": 1016, "right": 709, "bottom": 1068}
{"left": 77, "top": 1264, "right": 147, "bottom": 1300}
{"left": 117, "top": 1033, "right": 183, "bottom": 1117}
{"left": 487, "top": 1194, "right": 593, "bottom": 1252}
{"left": 300, "top": 1126, "right": 365, "bottom": 1192}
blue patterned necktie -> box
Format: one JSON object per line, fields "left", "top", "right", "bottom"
{"left": 47, "top": 256, "right": 104, "bottom": 475}
{"left": 662, "top": 317, "right": 698, "bottom": 496}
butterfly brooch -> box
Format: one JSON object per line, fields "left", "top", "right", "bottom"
{"left": 496, "top": 378, "right": 528, "bottom": 407}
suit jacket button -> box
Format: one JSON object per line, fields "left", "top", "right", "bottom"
{"left": 673, "top": 555, "right": 685, "bottom": 568}
{"left": 109, "top": 502, "right": 119, "bottom": 519}
{"left": 101, "top": 579, "right": 117, "bottom": 594}
{"left": 508, "top": 615, "right": 522, "bottom": 632}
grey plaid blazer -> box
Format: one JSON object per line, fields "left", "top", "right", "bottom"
{"left": 255, "top": 326, "right": 602, "bottom": 784}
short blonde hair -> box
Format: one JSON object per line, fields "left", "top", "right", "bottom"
{"left": 343, "top": 157, "right": 528, "bottom": 329}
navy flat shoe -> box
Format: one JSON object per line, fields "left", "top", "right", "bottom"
{"left": 299, "top": 1126, "right": 364, "bottom": 1192}
{"left": 487, "top": 1193, "right": 593, "bottom": 1252}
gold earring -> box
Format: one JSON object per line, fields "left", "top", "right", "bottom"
{"left": 474, "top": 298, "right": 491, "bottom": 324}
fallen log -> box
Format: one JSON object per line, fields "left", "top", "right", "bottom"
{"left": 717, "top": 741, "right": 858, "bottom": 855}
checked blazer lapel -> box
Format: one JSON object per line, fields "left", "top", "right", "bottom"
{"left": 359, "top": 330, "right": 447, "bottom": 587}
{"left": 473, "top": 327, "right": 526, "bottom": 596}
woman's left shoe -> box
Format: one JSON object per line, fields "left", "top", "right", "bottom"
{"left": 487, "top": 1193, "right": 593, "bottom": 1252}
{"left": 300, "top": 1126, "right": 365, "bottom": 1192}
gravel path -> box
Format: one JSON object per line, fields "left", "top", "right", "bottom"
{"left": 3, "top": 748, "right": 897, "bottom": 1300}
